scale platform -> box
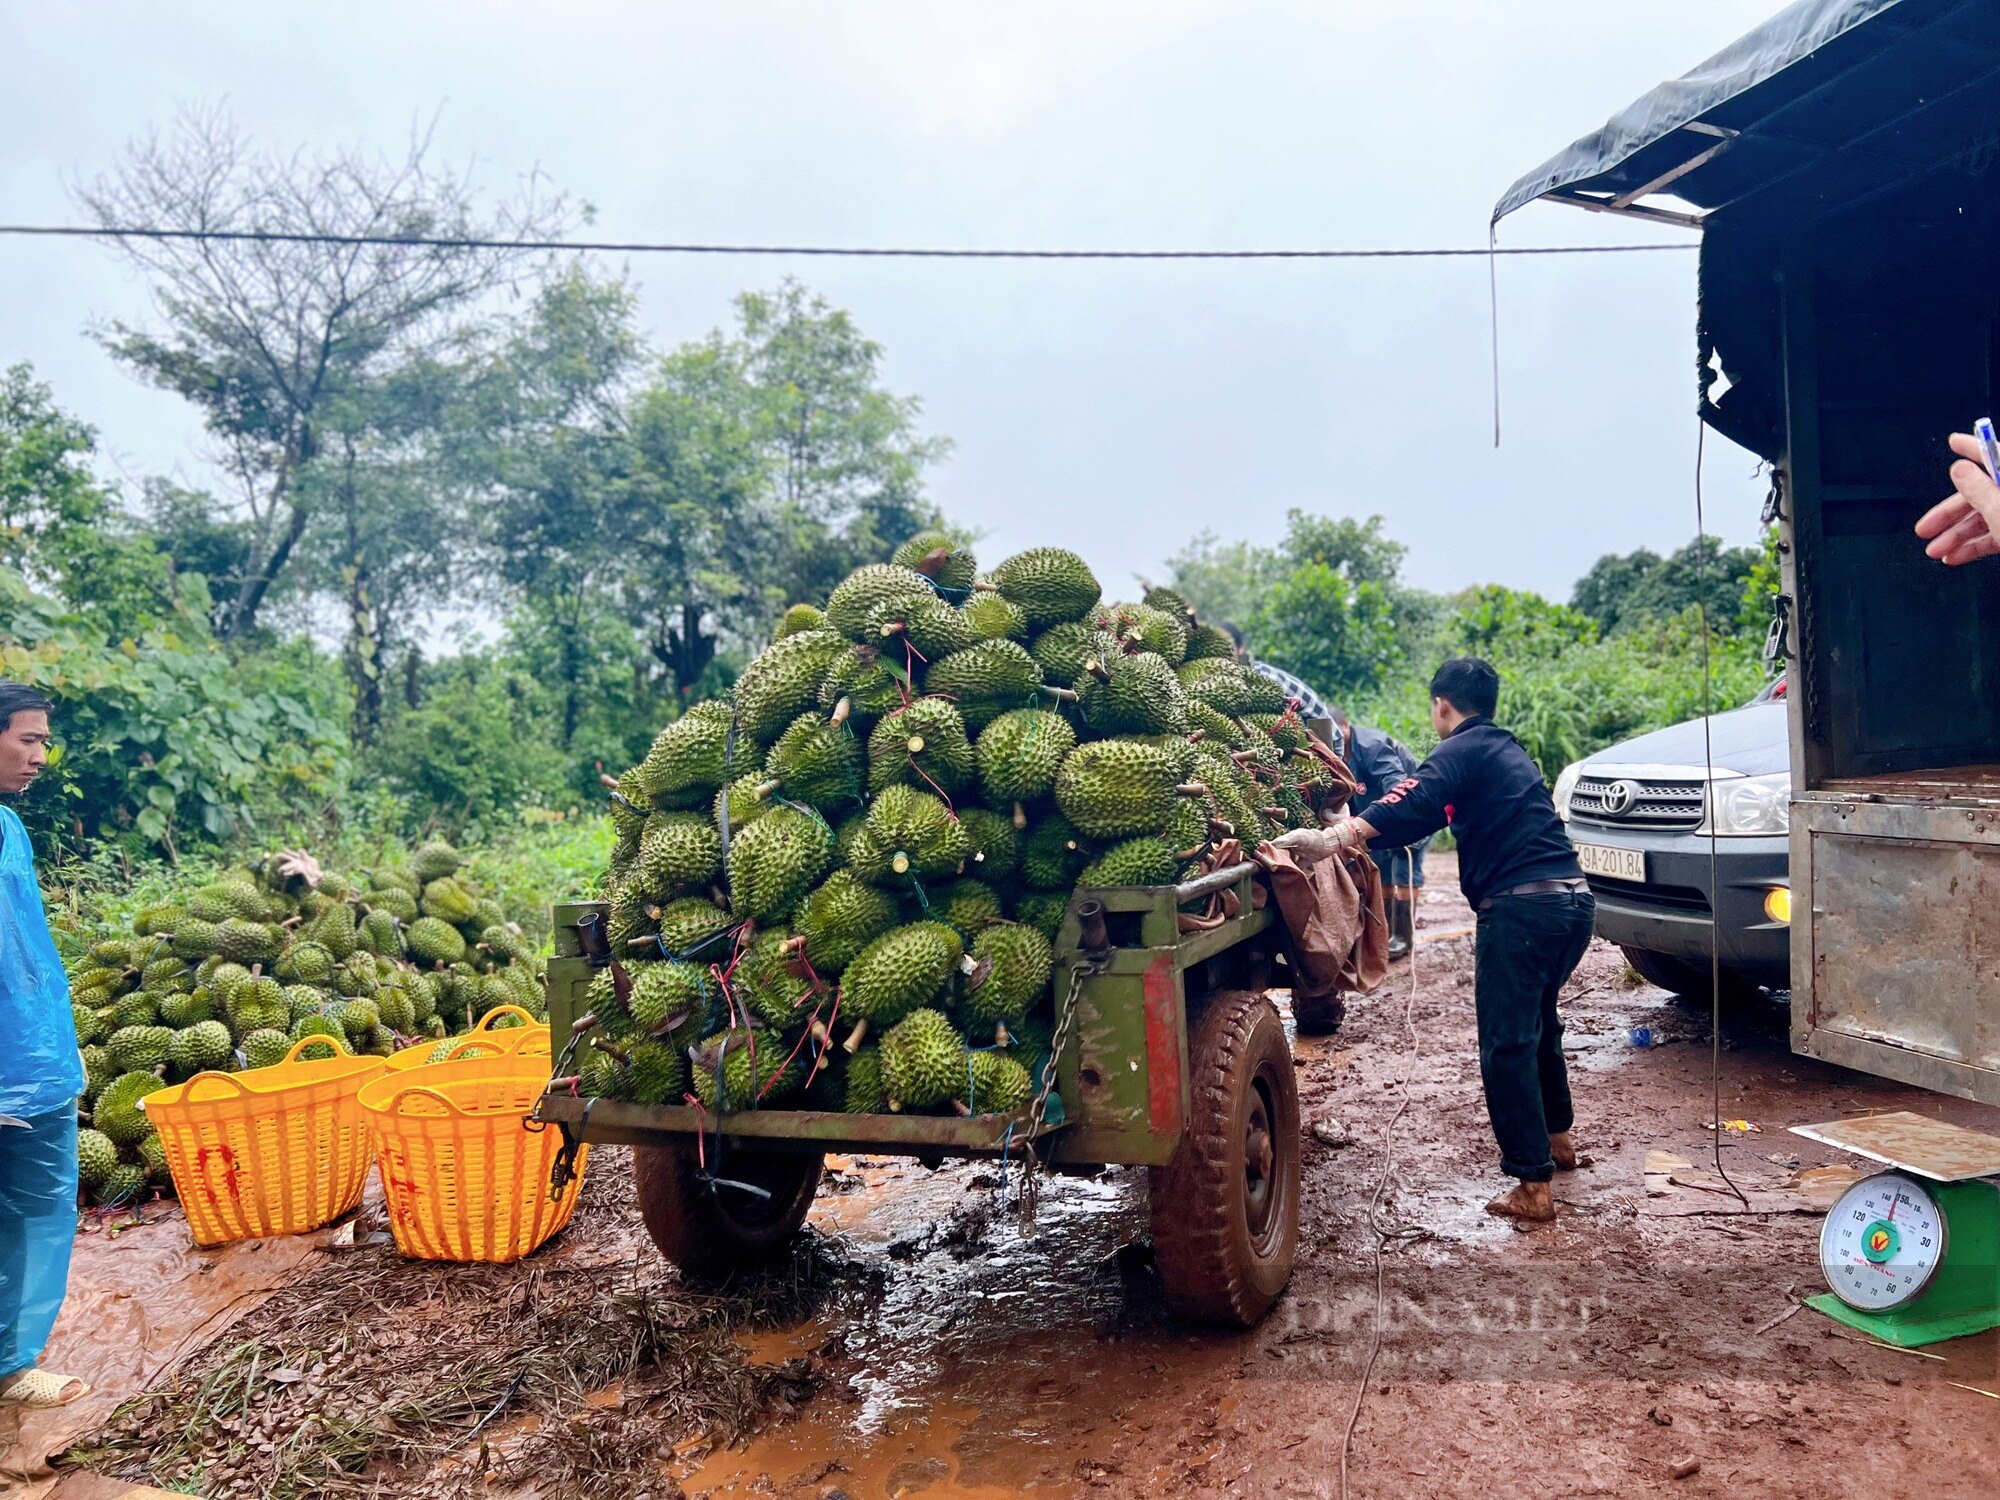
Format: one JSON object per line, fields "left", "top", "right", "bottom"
{"left": 1790, "top": 1112, "right": 2000, "bottom": 1348}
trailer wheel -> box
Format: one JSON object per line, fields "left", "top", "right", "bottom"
{"left": 632, "top": 1142, "right": 823, "bottom": 1282}
{"left": 1148, "top": 990, "right": 1299, "bottom": 1325}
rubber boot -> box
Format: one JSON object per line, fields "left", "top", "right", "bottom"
{"left": 1385, "top": 895, "right": 1413, "bottom": 961}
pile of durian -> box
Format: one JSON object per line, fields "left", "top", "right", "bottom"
{"left": 586, "top": 536, "right": 1341, "bottom": 1119}
{"left": 69, "top": 842, "right": 543, "bottom": 1207}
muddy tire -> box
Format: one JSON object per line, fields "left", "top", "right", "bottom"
{"left": 1148, "top": 990, "right": 1299, "bottom": 1326}
{"left": 1290, "top": 989, "right": 1345, "bottom": 1036}
{"left": 632, "top": 1142, "right": 822, "bottom": 1282}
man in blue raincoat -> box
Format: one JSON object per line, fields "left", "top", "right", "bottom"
{"left": 0, "top": 684, "right": 89, "bottom": 1409}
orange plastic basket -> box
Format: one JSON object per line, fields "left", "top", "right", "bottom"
{"left": 355, "top": 1054, "right": 585, "bottom": 1263}
{"left": 143, "top": 1036, "right": 387, "bottom": 1247}
{"left": 384, "top": 1005, "right": 551, "bottom": 1075}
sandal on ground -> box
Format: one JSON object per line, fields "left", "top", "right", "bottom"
{"left": 0, "top": 1367, "right": 92, "bottom": 1408}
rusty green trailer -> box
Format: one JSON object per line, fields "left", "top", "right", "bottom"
{"left": 533, "top": 860, "right": 1303, "bottom": 1325}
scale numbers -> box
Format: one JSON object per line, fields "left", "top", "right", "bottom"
{"left": 1819, "top": 1172, "right": 1946, "bottom": 1313}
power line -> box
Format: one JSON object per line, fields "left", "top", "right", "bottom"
{"left": 0, "top": 223, "right": 1697, "bottom": 261}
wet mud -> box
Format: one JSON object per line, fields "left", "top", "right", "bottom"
{"left": 33, "top": 853, "right": 2000, "bottom": 1499}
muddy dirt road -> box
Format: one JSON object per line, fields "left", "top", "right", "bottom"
{"left": 25, "top": 853, "right": 2000, "bottom": 1499}
{"left": 673, "top": 857, "right": 2000, "bottom": 1499}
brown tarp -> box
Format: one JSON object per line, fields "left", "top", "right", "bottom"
{"left": 1255, "top": 841, "right": 1388, "bottom": 998}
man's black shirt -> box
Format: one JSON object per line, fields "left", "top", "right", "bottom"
{"left": 1353, "top": 716, "right": 1582, "bottom": 909}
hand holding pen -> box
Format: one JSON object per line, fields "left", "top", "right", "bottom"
{"left": 1915, "top": 420, "right": 2000, "bottom": 566}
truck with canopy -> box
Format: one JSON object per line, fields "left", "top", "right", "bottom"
{"left": 1496, "top": 0, "right": 2000, "bottom": 1105}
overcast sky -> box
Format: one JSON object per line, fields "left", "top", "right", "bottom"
{"left": 0, "top": 1, "right": 1784, "bottom": 608}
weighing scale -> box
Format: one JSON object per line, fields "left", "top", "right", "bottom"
{"left": 1790, "top": 1112, "right": 2000, "bottom": 1348}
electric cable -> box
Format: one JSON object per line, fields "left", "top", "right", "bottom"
{"left": 1693, "top": 418, "right": 1751, "bottom": 1209}
{"left": 1336, "top": 846, "right": 1421, "bottom": 1500}
{"left": 0, "top": 222, "right": 1697, "bottom": 261}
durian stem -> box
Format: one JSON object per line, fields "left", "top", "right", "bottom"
{"left": 994, "top": 1021, "right": 1012, "bottom": 1047}
{"left": 1082, "top": 659, "right": 1113, "bottom": 685}
{"left": 878, "top": 621, "right": 907, "bottom": 639}
{"left": 1038, "top": 686, "right": 1078, "bottom": 702}
{"left": 1011, "top": 802, "right": 1028, "bottom": 829}
{"left": 952, "top": 1100, "right": 973, "bottom": 1117}
{"left": 753, "top": 780, "right": 781, "bottom": 799}
{"left": 972, "top": 581, "right": 1001, "bottom": 594}
{"left": 1208, "top": 817, "right": 1237, "bottom": 838}
{"left": 1176, "top": 782, "right": 1210, "bottom": 797}
{"left": 843, "top": 1018, "right": 869, "bottom": 1053}
{"left": 915, "top": 546, "right": 952, "bottom": 578}
{"left": 828, "top": 697, "right": 852, "bottom": 728}
{"left": 599, "top": 772, "right": 620, "bottom": 790}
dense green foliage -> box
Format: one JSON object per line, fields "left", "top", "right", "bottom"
{"left": 1169, "top": 515, "right": 1777, "bottom": 781}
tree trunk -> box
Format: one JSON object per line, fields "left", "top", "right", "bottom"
{"left": 220, "top": 420, "right": 314, "bottom": 641}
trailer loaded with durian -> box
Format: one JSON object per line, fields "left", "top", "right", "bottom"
{"left": 537, "top": 535, "right": 1345, "bottom": 1325}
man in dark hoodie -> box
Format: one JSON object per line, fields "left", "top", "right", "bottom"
{"left": 1276, "top": 657, "right": 1591, "bottom": 1222}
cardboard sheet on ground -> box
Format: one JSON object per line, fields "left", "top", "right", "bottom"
{"left": 1637, "top": 1149, "right": 1862, "bottom": 1217}
{"left": 1, "top": 1206, "right": 328, "bottom": 1495}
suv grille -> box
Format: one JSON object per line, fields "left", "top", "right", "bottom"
{"left": 1569, "top": 775, "right": 1705, "bottom": 831}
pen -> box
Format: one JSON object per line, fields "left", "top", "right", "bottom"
{"left": 1976, "top": 417, "right": 2000, "bottom": 488}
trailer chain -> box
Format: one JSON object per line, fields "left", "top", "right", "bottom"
{"left": 1017, "top": 960, "right": 1089, "bottom": 1230}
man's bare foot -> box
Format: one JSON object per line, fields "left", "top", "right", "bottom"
{"left": 1551, "top": 1131, "right": 1578, "bottom": 1171}
{"left": 1484, "top": 1181, "right": 1556, "bottom": 1222}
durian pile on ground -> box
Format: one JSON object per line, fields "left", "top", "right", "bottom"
{"left": 67, "top": 841, "right": 546, "bottom": 1209}
{"left": 588, "top": 533, "right": 1343, "bottom": 1119}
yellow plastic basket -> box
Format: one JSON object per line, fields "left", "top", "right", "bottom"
{"left": 143, "top": 1036, "right": 387, "bottom": 1248}
{"left": 355, "top": 1054, "right": 586, "bottom": 1263}
{"left": 384, "top": 1005, "right": 552, "bottom": 1075}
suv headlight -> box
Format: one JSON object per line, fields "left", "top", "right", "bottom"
{"left": 1705, "top": 771, "right": 1791, "bottom": 836}
{"left": 1551, "top": 761, "right": 1583, "bottom": 821}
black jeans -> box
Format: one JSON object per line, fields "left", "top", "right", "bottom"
{"left": 1473, "top": 891, "right": 1595, "bottom": 1182}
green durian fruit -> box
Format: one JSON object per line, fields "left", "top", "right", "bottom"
{"left": 922, "top": 639, "right": 1045, "bottom": 731}
{"left": 240, "top": 1028, "right": 293, "bottom": 1069}
{"left": 1018, "top": 814, "right": 1089, "bottom": 891}
{"left": 726, "top": 803, "right": 835, "bottom": 922}
{"left": 890, "top": 529, "right": 977, "bottom": 592}
{"left": 93, "top": 1072, "right": 166, "bottom": 1147}
{"left": 1096, "top": 600, "right": 1190, "bottom": 665}
{"left": 866, "top": 697, "right": 976, "bottom": 796}
{"left": 627, "top": 961, "right": 713, "bottom": 1037}
{"left": 866, "top": 592, "right": 977, "bottom": 660}
{"left": 975, "top": 708, "right": 1077, "bottom": 805}
{"left": 1075, "top": 650, "right": 1191, "bottom": 737}
{"left": 96, "top": 1162, "right": 151, "bottom": 1208}
{"left": 880, "top": 1008, "right": 967, "bottom": 1110}
{"left": 167, "top": 1020, "right": 234, "bottom": 1077}
{"left": 765, "top": 710, "right": 865, "bottom": 809}
{"left": 827, "top": 564, "right": 935, "bottom": 641}
{"left": 816, "top": 643, "right": 908, "bottom": 727}
{"left": 958, "top": 805, "right": 1022, "bottom": 885}
{"left": 775, "top": 602, "right": 828, "bottom": 639}
{"left": 1055, "top": 737, "right": 1201, "bottom": 840}
{"left": 111, "top": 991, "right": 159, "bottom": 1029}
{"left": 793, "top": 870, "right": 901, "bottom": 975}
{"left": 962, "top": 1050, "right": 1033, "bottom": 1114}
{"left": 689, "top": 1027, "right": 801, "bottom": 1110}
{"left": 408, "top": 917, "right": 468, "bottom": 967}
{"left": 76, "top": 1128, "right": 119, "bottom": 1190}
{"left": 636, "top": 812, "right": 725, "bottom": 901}
{"left": 733, "top": 629, "right": 847, "bottom": 744}
{"left": 107, "top": 1024, "right": 173, "bottom": 1073}
{"left": 961, "top": 591, "right": 1028, "bottom": 642}
{"left": 411, "top": 840, "right": 464, "bottom": 882}
{"left": 1176, "top": 657, "right": 1257, "bottom": 716}
{"left": 1079, "top": 836, "right": 1181, "bottom": 889}
{"left": 958, "top": 922, "right": 1054, "bottom": 1032}
{"left": 839, "top": 1047, "right": 888, "bottom": 1114}
{"left": 935, "top": 878, "right": 1004, "bottom": 943}
{"left": 986, "top": 547, "right": 1102, "bottom": 628}
{"left": 848, "top": 784, "right": 973, "bottom": 884}
{"left": 839, "top": 922, "right": 963, "bottom": 1029}
{"left": 419, "top": 878, "right": 478, "bottom": 925}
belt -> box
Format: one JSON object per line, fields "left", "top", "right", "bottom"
{"left": 1477, "top": 877, "right": 1588, "bottom": 912}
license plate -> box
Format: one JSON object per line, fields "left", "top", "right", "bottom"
{"left": 1572, "top": 840, "right": 1645, "bottom": 883}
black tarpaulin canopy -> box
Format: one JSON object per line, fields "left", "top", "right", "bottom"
{"left": 1492, "top": 0, "right": 2000, "bottom": 230}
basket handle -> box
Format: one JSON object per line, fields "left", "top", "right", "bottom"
{"left": 180, "top": 1070, "right": 253, "bottom": 1101}
{"left": 438, "top": 1037, "right": 505, "bottom": 1063}
{"left": 473, "top": 1004, "right": 538, "bottom": 1032}
{"left": 283, "top": 1035, "right": 348, "bottom": 1064}
{"left": 387, "top": 1083, "right": 466, "bottom": 1118}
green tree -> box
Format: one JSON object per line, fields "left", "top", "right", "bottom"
{"left": 1160, "top": 530, "right": 1280, "bottom": 630}
{"left": 78, "top": 106, "right": 572, "bottom": 640}
{"left": 1570, "top": 535, "right": 1760, "bottom": 635}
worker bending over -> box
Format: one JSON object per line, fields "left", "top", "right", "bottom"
{"left": 1278, "top": 657, "right": 1591, "bottom": 1222}
{"left": 1328, "top": 707, "right": 1426, "bottom": 961}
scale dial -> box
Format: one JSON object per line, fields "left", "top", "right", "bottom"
{"left": 1819, "top": 1171, "right": 1947, "bottom": 1313}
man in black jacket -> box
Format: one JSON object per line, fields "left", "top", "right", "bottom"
{"left": 1278, "top": 657, "right": 1591, "bottom": 1223}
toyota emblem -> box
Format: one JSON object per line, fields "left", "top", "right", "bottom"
{"left": 1602, "top": 779, "right": 1640, "bottom": 816}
